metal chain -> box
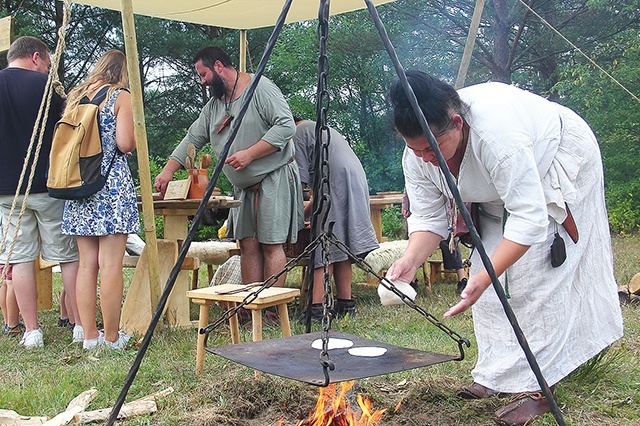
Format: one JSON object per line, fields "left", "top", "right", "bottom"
{"left": 329, "top": 236, "right": 470, "bottom": 358}
{"left": 201, "top": 229, "right": 469, "bottom": 363}
{"left": 200, "top": 0, "right": 469, "bottom": 383}
{"left": 312, "top": 0, "right": 336, "bottom": 383}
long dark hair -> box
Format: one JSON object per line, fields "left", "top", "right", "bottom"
{"left": 390, "top": 70, "right": 468, "bottom": 138}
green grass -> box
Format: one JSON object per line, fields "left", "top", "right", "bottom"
{"left": 1, "top": 234, "right": 639, "bottom": 425}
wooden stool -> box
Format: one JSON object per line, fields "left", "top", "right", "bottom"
{"left": 427, "top": 260, "right": 468, "bottom": 286}
{"left": 186, "top": 284, "right": 300, "bottom": 374}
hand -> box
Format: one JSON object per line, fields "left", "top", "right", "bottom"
{"left": 225, "top": 149, "right": 253, "bottom": 171}
{"left": 443, "top": 274, "right": 490, "bottom": 318}
{"left": 154, "top": 170, "right": 174, "bottom": 196}
{"left": 385, "top": 256, "right": 419, "bottom": 285}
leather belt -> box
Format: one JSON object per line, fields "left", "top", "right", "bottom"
{"left": 562, "top": 203, "right": 579, "bottom": 243}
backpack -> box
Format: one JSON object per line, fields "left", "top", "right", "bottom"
{"left": 47, "top": 85, "right": 118, "bottom": 200}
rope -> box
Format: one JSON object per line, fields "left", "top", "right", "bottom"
{"left": 518, "top": 0, "right": 640, "bottom": 104}
{"left": 0, "top": 0, "right": 71, "bottom": 286}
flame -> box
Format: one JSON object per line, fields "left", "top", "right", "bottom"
{"left": 277, "top": 381, "right": 387, "bottom": 426}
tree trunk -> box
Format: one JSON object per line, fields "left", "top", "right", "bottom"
{"left": 491, "top": 0, "right": 512, "bottom": 83}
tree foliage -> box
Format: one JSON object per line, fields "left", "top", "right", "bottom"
{"left": 554, "top": 25, "right": 640, "bottom": 234}
{"left": 2, "top": 0, "right": 638, "bottom": 232}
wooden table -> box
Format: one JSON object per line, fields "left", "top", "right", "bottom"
{"left": 120, "top": 196, "right": 240, "bottom": 334}
{"left": 369, "top": 192, "right": 404, "bottom": 242}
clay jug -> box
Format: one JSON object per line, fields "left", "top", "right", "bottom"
{"left": 187, "top": 169, "right": 209, "bottom": 199}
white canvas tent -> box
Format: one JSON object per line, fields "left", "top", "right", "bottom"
{"left": 71, "top": 0, "right": 396, "bottom": 29}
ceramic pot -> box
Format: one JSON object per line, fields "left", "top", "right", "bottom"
{"left": 187, "top": 168, "right": 209, "bottom": 199}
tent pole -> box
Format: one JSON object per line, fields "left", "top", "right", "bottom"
{"left": 239, "top": 29, "right": 247, "bottom": 72}
{"left": 120, "top": 0, "right": 161, "bottom": 308}
{"left": 454, "top": 0, "right": 485, "bottom": 89}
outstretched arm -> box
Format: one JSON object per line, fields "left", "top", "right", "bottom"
{"left": 444, "top": 238, "right": 529, "bottom": 318}
{"left": 154, "top": 159, "right": 182, "bottom": 196}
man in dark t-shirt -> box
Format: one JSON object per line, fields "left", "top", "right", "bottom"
{"left": 0, "top": 36, "right": 80, "bottom": 348}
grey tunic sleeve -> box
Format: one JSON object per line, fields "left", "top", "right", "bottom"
{"left": 169, "top": 99, "right": 215, "bottom": 168}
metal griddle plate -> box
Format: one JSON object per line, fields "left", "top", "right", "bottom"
{"left": 206, "top": 331, "right": 458, "bottom": 386}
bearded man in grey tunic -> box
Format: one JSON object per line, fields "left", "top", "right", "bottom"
{"left": 155, "top": 46, "right": 304, "bottom": 286}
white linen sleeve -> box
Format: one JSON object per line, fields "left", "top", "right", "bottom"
{"left": 402, "top": 147, "right": 450, "bottom": 239}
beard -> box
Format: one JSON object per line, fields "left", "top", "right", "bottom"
{"left": 207, "top": 71, "right": 226, "bottom": 100}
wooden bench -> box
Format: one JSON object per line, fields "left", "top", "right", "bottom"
{"left": 36, "top": 255, "right": 147, "bottom": 311}
{"left": 186, "top": 284, "right": 300, "bottom": 374}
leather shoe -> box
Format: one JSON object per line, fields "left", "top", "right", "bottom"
{"left": 458, "top": 382, "right": 505, "bottom": 399}
{"left": 494, "top": 391, "right": 551, "bottom": 426}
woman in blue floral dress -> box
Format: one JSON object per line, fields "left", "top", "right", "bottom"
{"left": 61, "top": 50, "right": 139, "bottom": 350}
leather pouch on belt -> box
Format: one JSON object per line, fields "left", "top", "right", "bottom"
{"left": 550, "top": 232, "right": 566, "bottom": 267}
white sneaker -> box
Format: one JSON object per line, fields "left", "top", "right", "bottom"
{"left": 72, "top": 325, "right": 84, "bottom": 343}
{"left": 83, "top": 331, "right": 104, "bottom": 350}
{"left": 20, "top": 328, "right": 44, "bottom": 348}
{"left": 105, "top": 331, "right": 131, "bottom": 350}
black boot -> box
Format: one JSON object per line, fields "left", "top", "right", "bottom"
{"left": 299, "top": 303, "right": 325, "bottom": 323}
{"left": 334, "top": 298, "right": 356, "bottom": 318}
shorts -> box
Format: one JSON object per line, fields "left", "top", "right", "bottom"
{"left": 0, "top": 193, "right": 78, "bottom": 264}
{"left": 0, "top": 264, "right": 12, "bottom": 280}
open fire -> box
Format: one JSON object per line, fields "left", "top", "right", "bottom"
{"left": 277, "top": 381, "right": 387, "bottom": 426}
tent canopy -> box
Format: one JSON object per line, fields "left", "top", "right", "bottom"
{"left": 70, "top": 0, "right": 396, "bottom": 29}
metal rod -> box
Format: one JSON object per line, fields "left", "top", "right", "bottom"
{"left": 363, "top": 1, "right": 565, "bottom": 424}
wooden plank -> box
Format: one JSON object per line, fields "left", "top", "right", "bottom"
{"left": 73, "top": 387, "right": 172, "bottom": 424}
{"left": 163, "top": 179, "right": 190, "bottom": 200}
{"left": 35, "top": 257, "right": 53, "bottom": 311}
{"left": 74, "top": 400, "right": 156, "bottom": 424}
{"left": 0, "top": 16, "right": 14, "bottom": 53}
{"left": 187, "top": 284, "right": 299, "bottom": 305}
{"left": 162, "top": 217, "right": 190, "bottom": 327}
{"left": 181, "top": 256, "right": 199, "bottom": 271}
{"left": 120, "top": 240, "right": 178, "bottom": 334}
{"left": 123, "top": 255, "right": 139, "bottom": 268}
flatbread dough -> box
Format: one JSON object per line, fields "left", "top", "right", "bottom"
{"left": 311, "top": 338, "right": 354, "bottom": 350}
{"left": 348, "top": 346, "right": 388, "bottom": 357}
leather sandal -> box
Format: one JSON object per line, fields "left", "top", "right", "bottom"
{"left": 458, "top": 382, "right": 506, "bottom": 399}
{"left": 494, "top": 391, "right": 552, "bottom": 426}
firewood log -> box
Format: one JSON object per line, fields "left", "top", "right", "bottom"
{"left": 0, "top": 409, "right": 47, "bottom": 425}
